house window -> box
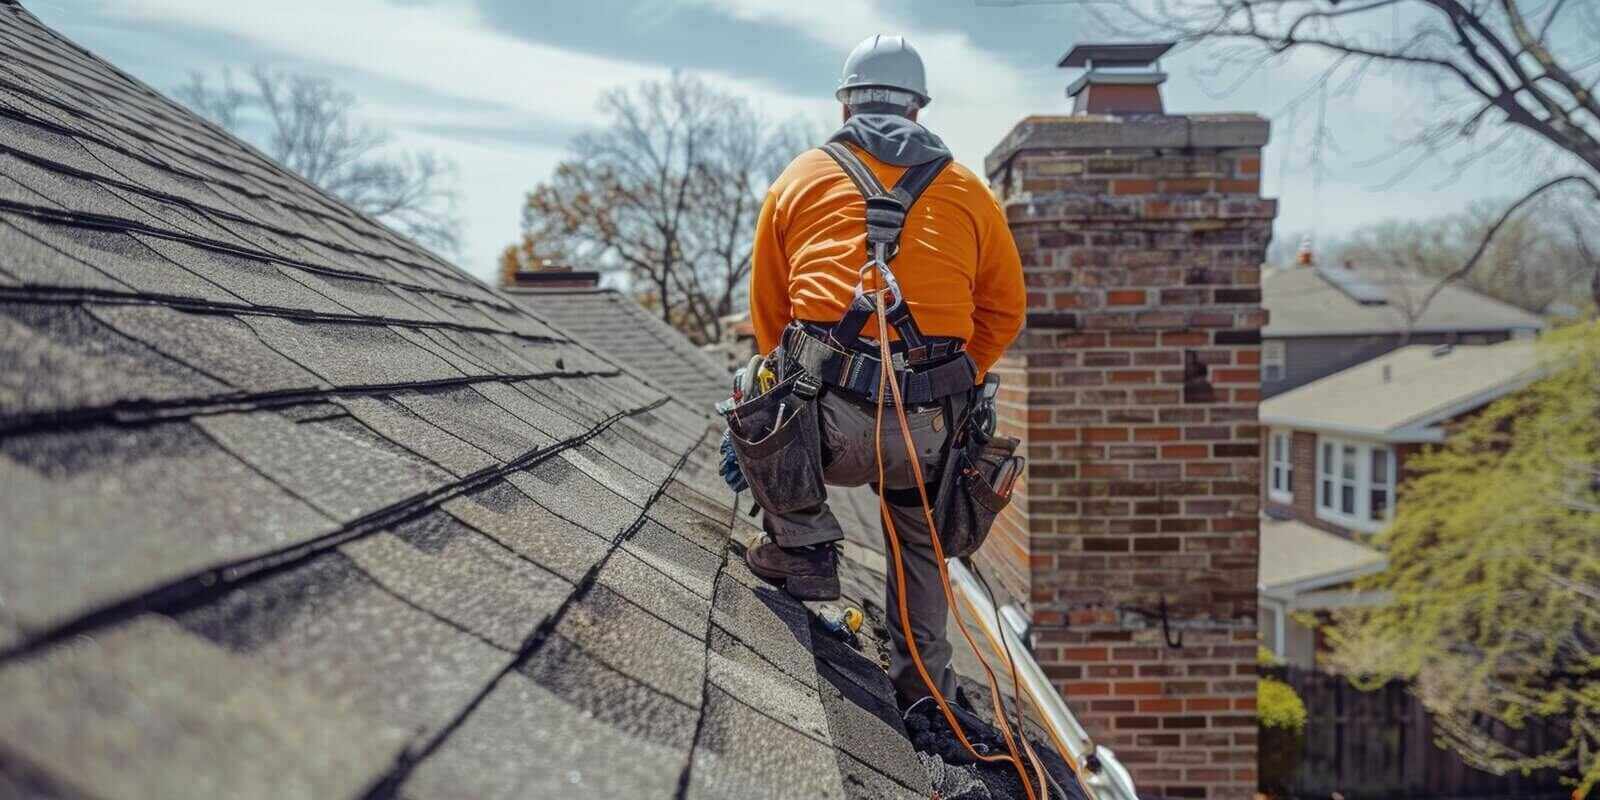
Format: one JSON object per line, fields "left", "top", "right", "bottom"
{"left": 1262, "top": 340, "right": 1286, "bottom": 382}
{"left": 1268, "top": 430, "right": 1293, "bottom": 502}
{"left": 1316, "top": 437, "right": 1397, "bottom": 532}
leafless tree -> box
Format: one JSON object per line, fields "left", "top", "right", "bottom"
{"left": 1092, "top": 0, "right": 1600, "bottom": 312}
{"left": 177, "top": 66, "right": 462, "bottom": 255}
{"left": 504, "top": 72, "right": 811, "bottom": 343}
{"left": 1328, "top": 194, "right": 1599, "bottom": 312}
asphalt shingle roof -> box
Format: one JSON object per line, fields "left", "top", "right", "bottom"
{"left": 1262, "top": 264, "right": 1546, "bottom": 338}
{"left": 1261, "top": 339, "right": 1541, "bottom": 439}
{"left": 1257, "top": 517, "right": 1386, "bottom": 597}
{"left": 505, "top": 284, "right": 733, "bottom": 413}
{"left": 0, "top": 5, "right": 950, "bottom": 798}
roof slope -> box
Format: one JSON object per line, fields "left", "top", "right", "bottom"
{"left": 1263, "top": 265, "right": 1545, "bottom": 337}
{"left": 505, "top": 285, "right": 731, "bottom": 412}
{"left": 1258, "top": 518, "right": 1386, "bottom": 598}
{"left": 0, "top": 6, "right": 938, "bottom": 798}
{"left": 1261, "top": 340, "right": 1540, "bottom": 439}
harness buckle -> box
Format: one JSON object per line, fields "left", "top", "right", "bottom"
{"left": 793, "top": 373, "right": 822, "bottom": 400}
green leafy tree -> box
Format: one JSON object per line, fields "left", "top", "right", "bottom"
{"left": 1326, "top": 322, "right": 1600, "bottom": 796}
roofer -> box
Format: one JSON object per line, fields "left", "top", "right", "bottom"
{"left": 720, "top": 34, "right": 1026, "bottom": 707}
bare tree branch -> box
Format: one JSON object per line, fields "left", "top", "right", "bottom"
{"left": 508, "top": 72, "right": 810, "bottom": 343}
{"left": 176, "top": 66, "right": 462, "bottom": 255}
{"left": 1409, "top": 174, "right": 1600, "bottom": 323}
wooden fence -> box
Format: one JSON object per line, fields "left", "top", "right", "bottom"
{"left": 1282, "top": 667, "right": 1571, "bottom": 799}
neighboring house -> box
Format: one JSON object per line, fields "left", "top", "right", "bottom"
{"left": 502, "top": 268, "right": 732, "bottom": 412}
{"left": 1256, "top": 339, "right": 1542, "bottom": 666}
{"left": 1262, "top": 261, "right": 1544, "bottom": 397}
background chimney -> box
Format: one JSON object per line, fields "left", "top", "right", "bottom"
{"left": 1059, "top": 42, "right": 1174, "bottom": 115}
{"left": 500, "top": 261, "right": 602, "bottom": 291}
{"left": 1296, "top": 235, "right": 1314, "bottom": 267}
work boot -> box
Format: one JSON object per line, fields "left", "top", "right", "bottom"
{"left": 745, "top": 538, "right": 841, "bottom": 601}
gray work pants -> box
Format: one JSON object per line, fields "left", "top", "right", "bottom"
{"left": 763, "top": 390, "right": 958, "bottom": 703}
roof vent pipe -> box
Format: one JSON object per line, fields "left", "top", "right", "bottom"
{"left": 1382, "top": 363, "right": 1391, "bottom": 383}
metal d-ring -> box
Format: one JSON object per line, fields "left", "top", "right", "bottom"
{"left": 854, "top": 242, "right": 905, "bottom": 313}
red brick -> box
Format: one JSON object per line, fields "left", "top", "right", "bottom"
{"left": 1111, "top": 178, "right": 1157, "bottom": 195}
{"left": 1133, "top": 427, "right": 1181, "bottom": 442}
{"left": 1113, "top": 681, "right": 1164, "bottom": 696}
{"left": 1083, "top": 427, "right": 1129, "bottom": 443}
{"left": 1160, "top": 444, "right": 1209, "bottom": 460}
{"left": 1162, "top": 178, "right": 1213, "bottom": 194}
{"left": 1061, "top": 647, "right": 1109, "bottom": 662}
{"left": 1159, "top": 331, "right": 1211, "bottom": 346}
{"left": 1212, "top": 367, "right": 1260, "bottom": 383}
{"left": 1108, "top": 370, "right": 1157, "bottom": 384}
{"left": 1138, "top": 698, "right": 1184, "bottom": 712}
{"left": 1065, "top": 681, "right": 1112, "bottom": 697}
{"left": 1107, "top": 289, "right": 1147, "bottom": 306}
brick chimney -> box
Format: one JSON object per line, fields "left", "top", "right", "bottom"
{"left": 982, "top": 42, "right": 1274, "bottom": 800}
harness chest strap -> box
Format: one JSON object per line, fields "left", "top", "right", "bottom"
{"left": 818, "top": 142, "right": 950, "bottom": 354}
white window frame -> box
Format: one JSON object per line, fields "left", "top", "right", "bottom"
{"left": 1315, "top": 436, "right": 1396, "bottom": 533}
{"left": 1268, "top": 429, "right": 1294, "bottom": 504}
{"left": 1262, "top": 340, "right": 1286, "bottom": 383}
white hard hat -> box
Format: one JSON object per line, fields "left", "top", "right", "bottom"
{"left": 837, "top": 34, "right": 930, "bottom": 108}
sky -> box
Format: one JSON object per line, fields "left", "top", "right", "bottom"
{"left": 28, "top": 0, "right": 1524, "bottom": 284}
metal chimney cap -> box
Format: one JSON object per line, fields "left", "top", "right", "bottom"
{"left": 1058, "top": 42, "right": 1175, "bottom": 69}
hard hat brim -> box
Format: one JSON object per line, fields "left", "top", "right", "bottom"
{"left": 835, "top": 81, "right": 931, "bottom": 107}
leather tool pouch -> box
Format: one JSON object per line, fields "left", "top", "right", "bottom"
{"left": 728, "top": 375, "right": 827, "bottom": 515}
{"left": 933, "top": 434, "right": 1022, "bottom": 559}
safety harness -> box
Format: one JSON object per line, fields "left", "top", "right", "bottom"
{"left": 781, "top": 142, "right": 977, "bottom": 406}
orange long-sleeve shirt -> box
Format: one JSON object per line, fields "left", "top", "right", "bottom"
{"left": 749, "top": 144, "right": 1025, "bottom": 378}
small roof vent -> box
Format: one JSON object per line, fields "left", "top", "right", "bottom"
{"left": 1057, "top": 42, "right": 1174, "bottom": 115}
{"left": 1432, "top": 343, "right": 1454, "bottom": 358}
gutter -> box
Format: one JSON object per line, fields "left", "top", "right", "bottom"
{"left": 1256, "top": 415, "right": 1444, "bottom": 444}
{"left": 947, "top": 559, "right": 1139, "bottom": 800}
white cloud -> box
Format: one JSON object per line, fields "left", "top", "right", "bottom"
{"left": 691, "top": 0, "right": 1058, "bottom": 172}
{"left": 107, "top": 0, "right": 826, "bottom": 128}
{"left": 102, "top": 0, "right": 835, "bottom": 276}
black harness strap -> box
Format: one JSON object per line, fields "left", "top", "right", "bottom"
{"left": 817, "top": 143, "right": 952, "bottom": 357}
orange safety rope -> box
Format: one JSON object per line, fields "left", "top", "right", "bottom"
{"left": 955, "top": 579, "right": 1099, "bottom": 800}
{"left": 867, "top": 287, "right": 1048, "bottom": 800}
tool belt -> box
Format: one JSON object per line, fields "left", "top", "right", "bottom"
{"left": 781, "top": 323, "right": 976, "bottom": 406}
{"left": 725, "top": 372, "right": 828, "bottom": 515}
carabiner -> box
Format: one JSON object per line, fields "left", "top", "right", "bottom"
{"left": 854, "top": 242, "right": 905, "bottom": 312}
